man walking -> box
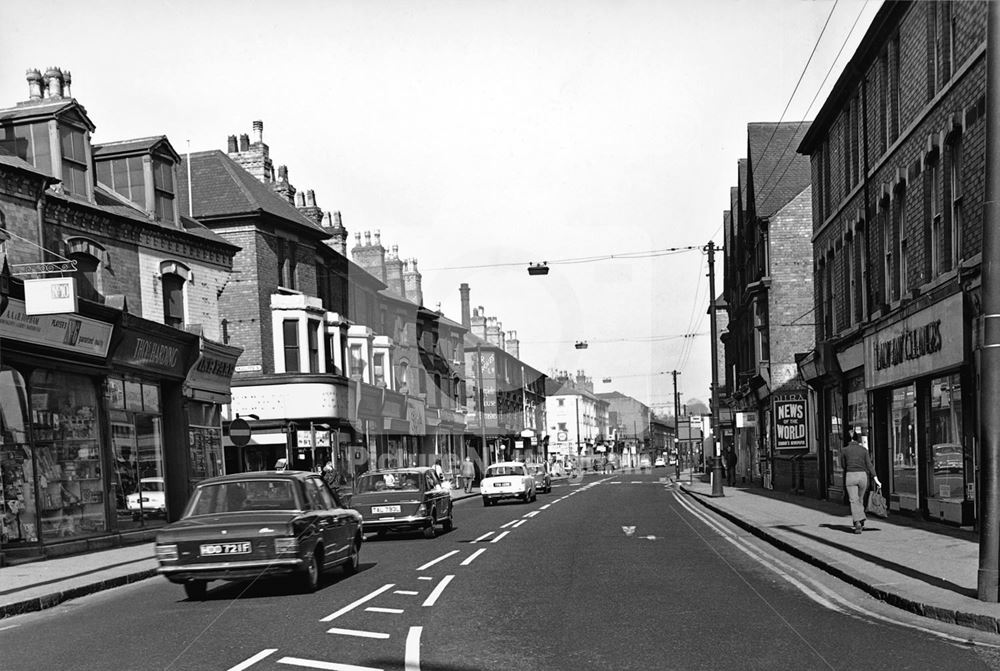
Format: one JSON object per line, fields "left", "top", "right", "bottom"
{"left": 725, "top": 449, "right": 738, "bottom": 486}
{"left": 460, "top": 456, "right": 476, "bottom": 493}
{"left": 840, "top": 428, "right": 881, "bottom": 534}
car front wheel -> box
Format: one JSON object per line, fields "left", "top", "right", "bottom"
{"left": 442, "top": 508, "right": 454, "bottom": 532}
{"left": 183, "top": 580, "right": 207, "bottom": 601}
{"left": 344, "top": 536, "right": 360, "bottom": 575}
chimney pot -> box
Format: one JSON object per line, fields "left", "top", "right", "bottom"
{"left": 373, "top": 230, "right": 381, "bottom": 246}
{"left": 227, "top": 135, "right": 238, "bottom": 152}
{"left": 364, "top": 231, "right": 371, "bottom": 244}
{"left": 252, "top": 120, "right": 263, "bottom": 144}
{"left": 295, "top": 192, "right": 305, "bottom": 207}
{"left": 239, "top": 134, "right": 250, "bottom": 151}
{"left": 26, "top": 68, "right": 43, "bottom": 100}
{"left": 278, "top": 165, "right": 288, "bottom": 181}
{"left": 62, "top": 70, "right": 72, "bottom": 97}
{"left": 333, "top": 212, "right": 342, "bottom": 227}
{"left": 43, "top": 67, "right": 64, "bottom": 98}
{"left": 323, "top": 211, "right": 332, "bottom": 227}
{"left": 305, "top": 189, "right": 316, "bottom": 207}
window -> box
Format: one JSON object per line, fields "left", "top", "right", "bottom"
{"left": 152, "top": 159, "right": 175, "bottom": 223}
{"left": 557, "top": 422, "right": 567, "bottom": 431}
{"left": 557, "top": 398, "right": 564, "bottom": 407}
{"left": 880, "top": 38, "right": 900, "bottom": 152}
{"left": 948, "top": 134, "right": 963, "bottom": 269}
{"left": 349, "top": 344, "right": 364, "bottom": 379}
{"left": 881, "top": 198, "right": 893, "bottom": 304}
{"left": 59, "top": 125, "right": 88, "bottom": 197}
{"left": 373, "top": 353, "right": 386, "bottom": 387}
{"left": 283, "top": 319, "right": 300, "bottom": 373}
{"left": 277, "top": 237, "right": 297, "bottom": 290}
{"left": 162, "top": 273, "right": 185, "bottom": 327}
{"left": 70, "top": 252, "right": 100, "bottom": 302}
{"left": 896, "top": 187, "right": 907, "bottom": 297}
{"left": 821, "top": 140, "right": 832, "bottom": 218}
{"left": 845, "top": 234, "right": 855, "bottom": 326}
{"left": 307, "top": 319, "right": 320, "bottom": 372}
{"left": 928, "top": 154, "right": 943, "bottom": 277}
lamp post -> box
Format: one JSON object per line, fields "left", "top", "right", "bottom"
{"left": 707, "top": 240, "right": 725, "bottom": 496}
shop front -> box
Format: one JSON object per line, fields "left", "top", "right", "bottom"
{"left": 864, "top": 293, "right": 973, "bottom": 526}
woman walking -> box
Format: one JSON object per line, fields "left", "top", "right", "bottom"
{"left": 840, "top": 428, "right": 881, "bottom": 534}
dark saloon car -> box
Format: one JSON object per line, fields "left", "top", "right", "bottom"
{"left": 154, "top": 471, "right": 363, "bottom": 600}
{"left": 351, "top": 467, "right": 453, "bottom": 539}
{"left": 525, "top": 462, "right": 552, "bottom": 493}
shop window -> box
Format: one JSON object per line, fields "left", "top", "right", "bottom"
{"left": 29, "top": 369, "right": 106, "bottom": 541}
{"left": 0, "top": 367, "right": 35, "bottom": 545}
{"left": 187, "top": 402, "right": 223, "bottom": 485}
{"left": 825, "top": 386, "right": 844, "bottom": 489}
{"left": 109, "top": 380, "right": 165, "bottom": 530}
{"left": 927, "top": 373, "right": 965, "bottom": 502}
{"left": 889, "top": 384, "right": 917, "bottom": 501}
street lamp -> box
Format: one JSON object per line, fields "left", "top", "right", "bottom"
{"left": 575, "top": 341, "right": 588, "bottom": 350}
{"left": 528, "top": 262, "right": 549, "bottom": 276}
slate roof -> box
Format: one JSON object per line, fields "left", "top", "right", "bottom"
{"left": 747, "top": 122, "right": 811, "bottom": 220}
{"left": 177, "top": 150, "right": 329, "bottom": 237}
{"left": 0, "top": 148, "right": 56, "bottom": 182}
{"left": 93, "top": 136, "right": 180, "bottom": 162}
{"left": 0, "top": 98, "right": 96, "bottom": 131}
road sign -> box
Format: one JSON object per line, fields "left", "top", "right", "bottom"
{"left": 229, "top": 417, "right": 252, "bottom": 447}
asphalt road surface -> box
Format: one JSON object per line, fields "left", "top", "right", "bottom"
{"left": 3, "top": 472, "right": 999, "bottom": 670}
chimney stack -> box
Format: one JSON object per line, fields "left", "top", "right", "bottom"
{"left": 26, "top": 69, "right": 42, "bottom": 100}
{"left": 321, "top": 211, "right": 348, "bottom": 256}
{"left": 471, "top": 307, "right": 488, "bottom": 340}
{"left": 62, "top": 70, "right": 71, "bottom": 97}
{"left": 403, "top": 257, "right": 423, "bottom": 306}
{"left": 505, "top": 330, "right": 520, "bottom": 359}
{"left": 459, "top": 283, "right": 471, "bottom": 328}
{"left": 239, "top": 134, "right": 250, "bottom": 152}
{"left": 252, "top": 120, "right": 263, "bottom": 145}
{"left": 386, "top": 245, "right": 405, "bottom": 297}
{"left": 43, "top": 67, "right": 64, "bottom": 98}
{"left": 227, "top": 135, "right": 238, "bottom": 153}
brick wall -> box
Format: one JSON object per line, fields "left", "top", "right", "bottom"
{"left": 217, "top": 225, "right": 272, "bottom": 375}
{"left": 768, "top": 185, "right": 814, "bottom": 367}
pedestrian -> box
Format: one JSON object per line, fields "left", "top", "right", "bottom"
{"left": 460, "top": 456, "right": 476, "bottom": 493}
{"left": 433, "top": 458, "right": 444, "bottom": 483}
{"left": 725, "top": 449, "right": 738, "bottom": 486}
{"left": 322, "top": 461, "right": 337, "bottom": 489}
{"left": 840, "top": 428, "right": 881, "bottom": 534}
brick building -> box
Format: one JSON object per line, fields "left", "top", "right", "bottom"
{"left": 723, "top": 122, "right": 814, "bottom": 492}
{"left": 797, "top": 1, "right": 987, "bottom": 526}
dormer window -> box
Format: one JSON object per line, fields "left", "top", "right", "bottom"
{"left": 152, "top": 158, "right": 175, "bottom": 222}
{"left": 93, "top": 137, "right": 180, "bottom": 224}
{"left": 59, "top": 125, "right": 87, "bottom": 196}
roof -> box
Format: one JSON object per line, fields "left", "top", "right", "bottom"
{"left": 93, "top": 136, "right": 180, "bottom": 162}
{"left": 747, "top": 122, "right": 812, "bottom": 220}
{"left": 0, "top": 98, "right": 96, "bottom": 131}
{"left": 177, "top": 150, "right": 330, "bottom": 237}
{"left": 0, "top": 148, "right": 56, "bottom": 183}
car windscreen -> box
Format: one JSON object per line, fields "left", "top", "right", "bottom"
{"left": 486, "top": 466, "right": 525, "bottom": 477}
{"left": 140, "top": 479, "right": 164, "bottom": 492}
{"left": 355, "top": 472, "right": 421, "bottom": 493}
{"left": 185, "top": 480, "right": 298, "bottom": 516}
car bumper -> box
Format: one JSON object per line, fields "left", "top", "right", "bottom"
{"left": 158, "top": 557, "right": 305, "bottom": 582}
{"left": 482, "top": 489, "right": 527, "bottom": 501}
{"left": 362, "top": 515, "right": 433, "bottom": 531}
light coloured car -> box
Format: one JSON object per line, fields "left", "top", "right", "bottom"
{"left": 654, "top": 457, "right": 667, "bottom": 468}
{"left": 639, "top": 456, "right": 652, "bottom": 470}
{"left": 481, "top": 461, "right": 536, "bottom": 506}
{"left": 127, "top": 477, "right": 166, "bottom": 518}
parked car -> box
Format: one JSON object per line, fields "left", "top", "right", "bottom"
{"left": 350, "top": 467, "right": 453, "bottom": 539}
{"left": 126, "top": 477, "right": 166, "bottom": 518}
{"left": 653, "top": 457, "right": 666, "bottom": 468}
{"left": 932, "top": 443, "right": 963, "bottom": 472}
{"left": 639, "top": 456, "right": 652, "bottom": 470}
{"left": 154, "top": 471, "right": 362, "bottom": 600}
{"left": 481, "top": 461, "right": 536, "bottom": 506}
{"left": 525, "top": 462, "right": 552, "bottom": 493}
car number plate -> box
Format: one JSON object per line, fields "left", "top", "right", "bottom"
{"left": 494, "top": 481, "right": 509, "bottom": 487}
{"left": 200, "top": 542, "right": 251, "bottom": 556}
{"left": 372, "top": 505, "right": 401, "bottom": 514}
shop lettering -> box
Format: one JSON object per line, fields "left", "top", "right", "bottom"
{"left": 872, "top": 320, "right": 942, "bottom": 371}
{"left": 195, "top": 357, "right": 235, "bottom": 378}
{"left": 776, "top": 403, "right": 803, "bottom": 420}
{"left": 132, "top": 338, "right": 179, "bottom": 368}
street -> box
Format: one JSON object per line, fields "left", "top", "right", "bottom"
{"left": 2, "top": 472, "right": 999, "bottom": 671}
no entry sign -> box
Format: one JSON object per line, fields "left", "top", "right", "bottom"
{"left": 229, "top": 417, "right": 252, "bottom": 447}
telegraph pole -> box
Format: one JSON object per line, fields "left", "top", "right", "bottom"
{"left": 672, "top": 370, "right": 681, "bottom": 470}
{"left": 979, "top": 0, "right": 1000, "bottom": 603}
{"left": 707, "top": 240, "right": 725, "bottom": 496}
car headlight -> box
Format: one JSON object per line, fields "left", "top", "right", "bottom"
{"left": 274, "top": 537, "right": 299, "bottom": 554}
{"left": 156, "top": 544, "right": 178, "bottom": 562}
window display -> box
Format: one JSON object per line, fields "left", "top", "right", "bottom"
{"left": 927, "top": 373, "right": 965, "bottom": 502}
{"left": 109, "top": 378, "right": 165, "bottom": 529}
{"left": 188, "top": 402, "right": 224, "bottom": 484}
{"left": 825, "top": 386, "right": 843, "bottom": 487}
{"left": 890, "top": 384, "right": 918, "bottom": 501}
{"left": 30, "top": 369, "right": 106, "bottom": 540}
{"left": 1, "top": 368, "right": 36, "bottom": 545}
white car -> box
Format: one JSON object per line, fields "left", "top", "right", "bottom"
{"left": 480, "top": 461, "right": 536, "bottom": 506}
{"left": 127, "top": 477, "right": 166, "bottom": 518}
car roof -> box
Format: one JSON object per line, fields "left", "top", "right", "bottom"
{"left": 196, "top": 470, "right": 315, "bottom": 486}
{"left": 359, "top": 467, "right": 434, "bottom": 475}
{"left": 487, "top": 461, "right": 526, "bottom": 468}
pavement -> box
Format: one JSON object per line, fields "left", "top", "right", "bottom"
{"left": 2, "top": 470, "right": 998, "bottom": 636}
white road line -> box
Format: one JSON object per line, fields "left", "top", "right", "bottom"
{"left": 416, "top": 550, "right": 459, "bottom": 570}
{"left": 321, "top": 584, "right": 395, "bottom": 622}
{"left": 228, "top": 649, "right": 277, "bottom": 671}
{"left": 490, "top": 531, "right": 510, "bottom": 543}
{"left": 365, "top": 607, "right": 404, "bottom": 614}
{"left": 461, "top": 548, "right": 487, "bottom": 565}
{"left": 422, "top": 575, "right": 455, "bottom": 606}
{"left": 326, "top": 627, "right": 390, "bottom": 639}
{"left": 394, "top": 590, "right": 419, "bottom": 595}
{"left": 405, "top": 626, "right": 422, "bottom": 671}
{"left": 510, "top": 520, "right": 526, "bottom": 528}
{"left": 539, "top": 504, "right": 551, "bottom": 510}
{"left": 417, "top": 576, "right": 434, "bottom": 580}
{"left": 630, "top": 481, "right": 643, "bottom": 484}
{"left": 472, "top": 531, "right": 495, "bottom": 542}
{"left": 499, "top": 520, "right": 519, "bottom": 529}
{"left": 277, "top": 657, "right": 382, "bottom": 671}
{"left": 523, "top": 510, "right": 540, "bottom": 517}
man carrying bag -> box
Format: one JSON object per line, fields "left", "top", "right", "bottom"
{"left": 840, "top": 428, "right": 881, "bottom": 534}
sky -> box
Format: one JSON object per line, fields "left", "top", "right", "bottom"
{"left": 1, "top": 0, "right": 882, "bottom": 415}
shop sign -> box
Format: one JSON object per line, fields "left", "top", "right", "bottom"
{"left": 773, "top": 399, "right": 807, "bottom": 450}
{"left": 185, "top": 341, "right": 241, "bottom": 395}
{"left": 231, "top": 383, "right": 348, "bottom": 418}
{"left": 112, "top": 330, "right": 187, "bottom": 377}
{"left": 736, "top": 412, "right": 758, "bottom": 428}
{"left": 0, "top": 298, "right": 112, "bottom": 357}
{"left": 358, "top": 383, "right": 383, "bottom": 417}
{"left": 864, "top": 293, "right": 964, "bottom": 389}
{"left": 24, "top": 277, "right": 77, "bottom": 315}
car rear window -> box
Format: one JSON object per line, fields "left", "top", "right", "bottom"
{"left": 355, "top": 472, "right": 421, "bottom": 493}
{"left": 487, "top": 466, "right": 525, "bottom": 477}
{"left": 186, "top": 480, "right": 298, "bottom": 516}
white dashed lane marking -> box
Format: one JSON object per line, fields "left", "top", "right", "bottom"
{"left": 490, "top": 531, "right": 510, "bottom": 543}
{"left": 416, "top": 550, "right": 459, "bottom": 570}
{"left": 461, "top": 548, "right": 487, "bottom": 565}
{"left": 277, "top": 657, "right": 380, "bottom": 671}
{"left": 325, "top": 627, "right": 390, "bottom": 639}
{"left": 422, "top": 575, "right": 455, "bottom": 607}
{"left": 320, "top": 584, "right": 395, "bottom": 622}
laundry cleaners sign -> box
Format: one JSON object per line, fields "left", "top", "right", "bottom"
{"left": 773, "top": 398, "right": 807, "bottom": 450}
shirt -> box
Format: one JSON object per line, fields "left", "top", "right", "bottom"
{"left": 840, "top": 440, "right": 877, "bottom": 476}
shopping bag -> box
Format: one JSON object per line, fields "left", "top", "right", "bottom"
{"left": 866, "top": 485, "right": 888, "bottom": 518}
